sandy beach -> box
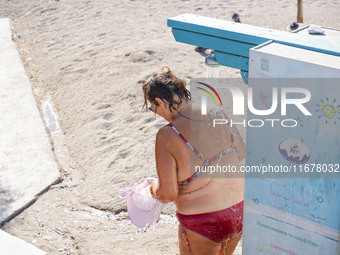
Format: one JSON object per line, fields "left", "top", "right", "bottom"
{"left": 0, "top": 0, "right": 339, "bottom": 254}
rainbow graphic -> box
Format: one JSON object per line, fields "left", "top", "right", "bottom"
{"left": 196, "top": 82, "right": 223, "bottom": 115}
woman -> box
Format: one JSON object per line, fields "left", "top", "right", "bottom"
{"left": 142, "top": 67, "right": 245, "bottom": 255}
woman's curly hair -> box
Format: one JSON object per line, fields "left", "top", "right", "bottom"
{"left": 142, "top": 66, "right": 191, "bottom": 112}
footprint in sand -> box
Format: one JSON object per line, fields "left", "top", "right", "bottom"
{"left": 99, "top": 136, "right": 114, "bottom": 145}
{"left": 98, "top": 122, "right": 112, "bottom": 130}
{"left": 95, "top": 103, "right": 111, "bottom": 110}
{"left": 76, "top": 68, "right": 88, "bottom": 73}
{"left": 125, "top": 116, "right": 139, "bottom": 123}
{"left": 108, "top": 161, "right": 116, "bottom": 168}
{"left": 105, "top": 137, "right": 115, "bottom": 144}
{"left": 119, "top": 150, "right": 130, "bottom": 159}
{"left": 103, "top": 113, "right": 113, "bottom": 120}
{"left": 137, "top": 74, "right": 152, "bottom": 85}
{"left": 125, "top": 50, "right": 156, "bottom": 63}
{"left": 144, "top": 117, "right": 155, "bottom": 123}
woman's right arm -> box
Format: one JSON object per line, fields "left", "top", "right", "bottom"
{"left": 152, "top": 127, "right": 178, "bottom": 203}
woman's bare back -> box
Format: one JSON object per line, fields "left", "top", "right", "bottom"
{"left": 162, "top": 107, "right": 245, "bottom": 215}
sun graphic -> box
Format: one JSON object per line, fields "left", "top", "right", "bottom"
{"left": 316, "top": 98, "right": 340, "bottom": 124}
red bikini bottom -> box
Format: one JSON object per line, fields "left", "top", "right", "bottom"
{"left": 176, "top": 201, "right": 244, "bottom": 243}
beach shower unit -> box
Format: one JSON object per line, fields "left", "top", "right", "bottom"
{"left": 168, "top": 14, "right": 340, "bottom": 254}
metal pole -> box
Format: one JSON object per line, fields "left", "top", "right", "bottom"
{"left": 297, "top": 0, "right": 303, "bottom": 23}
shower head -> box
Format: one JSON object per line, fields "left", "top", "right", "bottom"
{"left": 205, "top": 50, "right": 219, "bottom": 67}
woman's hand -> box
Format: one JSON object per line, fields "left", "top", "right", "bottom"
{"left": 150, "top": 179, "right": 159, "bottom": 199}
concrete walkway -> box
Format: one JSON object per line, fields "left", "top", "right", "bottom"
{"left": 0, "top": 230, "right": 47, "bottom": 255}
{"left": 0, "top": 18, "right": 60, "bottom": 254}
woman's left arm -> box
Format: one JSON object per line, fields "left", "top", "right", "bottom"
{"left": 151, "top": 127, "right": 178, "bottom": 203}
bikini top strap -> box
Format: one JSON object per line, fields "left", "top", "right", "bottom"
{"left": 202, "top": 145, "right": 236, "bottom": 166}
{"left": 167, "top": 123, "right": 205, "bottom": 161}
{"left": 203, "top": 110, "right": 236, "bottom": 165}
{"left": 220, "top": 110, "right": 234, "bottom": 143}
{"left": 167, "top": 119, "right": 236, "bottom": 185}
